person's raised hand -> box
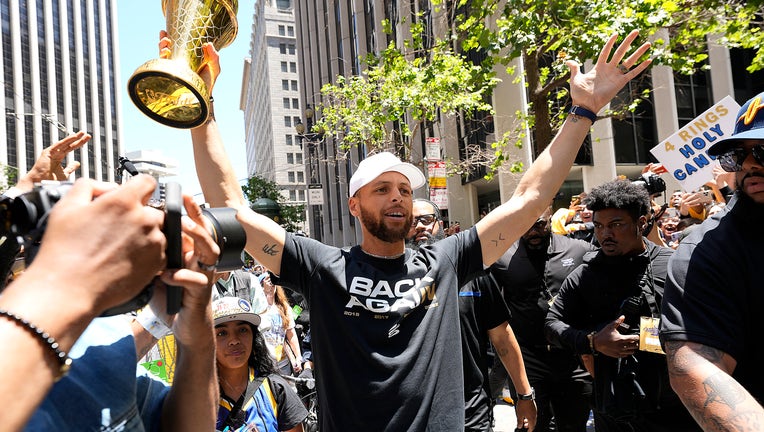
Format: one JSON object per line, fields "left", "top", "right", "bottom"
{"left": 15, "top": 131, "right": 90, "bottom": 192}
{"left": 568, "top": 30, "right": 652, "bottom": 114}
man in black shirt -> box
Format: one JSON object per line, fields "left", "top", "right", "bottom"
{"left": 661, "top": 93, "right": 764, "bottom": 429}
{"left": 408, "top": 198, "right": 537, "bottom": 431}
{"left": 545, "top": 180, "right": 699, "bottom": 431}
{"left": 490, "top": 207, "right": 595, "bottom": 431}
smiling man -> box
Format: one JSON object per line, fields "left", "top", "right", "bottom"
{"left": 661, "top": 92, "right": 764, "bottom": 431}
{"left": 190, "top": 31, "right": 652, "bottom": 431}
{"left": 545, "top": 180, "right": 699, "bottom": 431}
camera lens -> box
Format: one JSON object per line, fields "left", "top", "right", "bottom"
{"left": 201, "top": 207, "right": 247, "bottom": 271}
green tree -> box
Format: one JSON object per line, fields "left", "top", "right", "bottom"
{"left": 242, "top": 174, "right": 306, "bottom": 233}
{"left": 314, "top": 0, "right": 763, "bottom": 177}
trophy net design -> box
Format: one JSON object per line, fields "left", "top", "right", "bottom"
{"left": 128, "top": 0, "right": 238, "bottom": 129}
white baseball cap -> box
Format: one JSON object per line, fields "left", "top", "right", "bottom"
{"left": 212, "top": 297, "right": 261, "bottom": 327}
{"left": 348, "top": 152, "right": 426, "bottom": 197}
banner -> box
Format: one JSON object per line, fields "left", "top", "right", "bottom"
{"left": 427, "top": 160, "right": 448, "bottom": 209}
{"left": 650, "top": 96, "right": 741, "bottom": 192}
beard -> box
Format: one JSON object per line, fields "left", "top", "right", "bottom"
{"left": 358, "top": 204, "right": 412, "bottom": 243}
{"left": 406, "top": 229, "right": 445, "bottom": 250}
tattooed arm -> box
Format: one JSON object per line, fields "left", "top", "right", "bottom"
{"left": 476, "top": 31, "right": 651, "bottom": 266}
{"left": 187, "top": 41, "right": 286, "bottom": 274}
{"left": 665, "top": 341, "right": 764, "bottom": 431}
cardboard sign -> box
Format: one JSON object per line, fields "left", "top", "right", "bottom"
{"left": 650, "top": 96, "right": 741, "bottom": 192}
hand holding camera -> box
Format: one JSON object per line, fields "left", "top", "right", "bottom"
{"left": 591, "top": 315, "right": 640, "bottom": 359}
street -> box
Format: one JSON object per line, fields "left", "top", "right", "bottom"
{"left": 493, "top": 400, "right": 597, "bottom": 431}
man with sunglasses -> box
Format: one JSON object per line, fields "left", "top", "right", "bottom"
{"left": 407, "top": 198, "right": 537, "bottom": 431}
{"left": 661, "top": 93, "right": 764, "bottom": 430}
{"left": 489, "top": 207, "right": 595, "bottom": 431}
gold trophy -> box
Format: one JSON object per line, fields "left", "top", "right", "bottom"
{"left": 128, "top": 0, "right": 238, "bottom": 129}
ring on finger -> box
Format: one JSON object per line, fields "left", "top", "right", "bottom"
{"left": 197, "top": 260, "right": 217, "bottom": 272}
{"left": 618, "top": 64, "right": 629, "bottom": 74}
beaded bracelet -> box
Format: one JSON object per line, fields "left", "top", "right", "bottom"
{"left": 0, "top": 309, "right": 72, "bottom": 380}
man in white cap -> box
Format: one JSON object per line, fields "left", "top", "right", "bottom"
{"left": 661, "top": 91, "right": 764, "bottom": 429}
{"left": 189, "top": 31, "right": 651, "bottom": 431}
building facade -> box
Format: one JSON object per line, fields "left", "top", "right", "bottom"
{"left": 241, "top": 0, "right": 308, "bottom": 232}
{"left": 294, "top": 1, "right": 764, "bottom": 246}
{"left": 0, "top": 0, "right": 121, "bottom": 186}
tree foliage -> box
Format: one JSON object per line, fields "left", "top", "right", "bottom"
{"left": 242, "top": 175, "right": 306, "bottom": 233}
{"left": 316, "top": 0, "right": 764, "bottom": 178}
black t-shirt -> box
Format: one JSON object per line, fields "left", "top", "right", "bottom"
{"left": 459, "top": 273, "right": 511, "bottom": 430}
{"left": 273, "top": 229, "right": 485, "bottom": 431}
{"left": 491, "top": 234, "right": 594, "bottom": 348}
{"left": 661, "top": 193, "right": 764, "bottom": 402}
{"left": 546, "top": 241, "right": 696, "bottom": 425}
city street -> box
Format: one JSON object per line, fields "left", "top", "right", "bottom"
{"left": 493, "top": 400, "right": 597, "bottom": 431}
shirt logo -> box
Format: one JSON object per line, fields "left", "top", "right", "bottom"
{"left": 561, "top": 258, "right": 576, "bottom": 267}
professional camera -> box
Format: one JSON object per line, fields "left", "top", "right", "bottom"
{"left": 617, "top": 294, "right": 643, "bottom": 335}
{"left": 631, "top": 173, "right": 666, "bottom": 197}
{"left": 0, "top": 180, "right": 246, "bottom": 315}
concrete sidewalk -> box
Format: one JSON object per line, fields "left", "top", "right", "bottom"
{"left": 492, "top": 400, "right": 596, "bottom": 431}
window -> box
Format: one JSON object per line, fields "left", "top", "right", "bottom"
{"left": 281, "top": 80, "right": 289, "bottom": 90}
{"left": 292, "top": 98, "right": 299, "bottom": 109}
{"left": 281, "top": 61, "right": 288, "bottom": 72}
{"left": 297, "top": 171, "right": 304, "bottom": 183}
{"left": 283, "top": 98, "right": 290, "bottom": 109}
{"left": 291, "top": 80, "right": 298, "bottom": 91}
{"left": 288, "top": 44, "right": 296, "bottom": 55}
{"left": 290, "top": 62, "right": 297, "bottom": 73}
{"left": 298, "top": 190, "right": 305, "bottom": 201}
{"left": 293, "top": 116, "right": 301, "bottom": 126}
{"left": 284, "top": 116, "right": 291, "bottom": 127}
{"left": 287, "top": 153, "right": 294, "bottom": 164}
{"left": 288, "top": 172, "right": 295, "bottom": 182}
{"left": 279, "top": 43, "right": 286, "bottom": 54}
{"left": 288, "top": 26, "right": 294, "bottom": 37}
{"left": 296, "top": 153, "right": 303, "bottom": 164}
{"left": 285, "top": 134, "right": 293, "bottom": 145}
{"left": 290, "top": 190, "right": 297, "bottom": 201}
{"left": 278, "top": 25, "right": 285, "bottom": 36}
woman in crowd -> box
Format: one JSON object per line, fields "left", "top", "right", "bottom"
{"left": 259, "top": 272, "right": 304, "bottom": 376}
{"left": 213, "top": 297, "right": 307, "bottom": 432}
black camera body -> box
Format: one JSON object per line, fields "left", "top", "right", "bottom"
{"left": 0, "top": 180, "right": 247, "bottom": 315}
{"left": 631, "top": 173, "right": 666, "bottom": 197}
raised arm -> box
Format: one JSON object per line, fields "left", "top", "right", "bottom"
{"left": 168, "top": 33, "right": 286, "bottom": 274}
{"left": 476, "top": 30, "right": 651, "bottom": 266}
{"left": 665, "top": 341, "right": 764, "bottom": 431}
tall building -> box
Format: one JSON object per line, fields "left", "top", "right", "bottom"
{"left": 0, "top": 0, "right": 121, "bottom": 186}
{"left": 294, "top": 1, "right": 764, "bottom": 247}
{"left": 241, "top": 0, "right": 308, "bottom": 232}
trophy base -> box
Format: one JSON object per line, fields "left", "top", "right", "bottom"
{"left": 128, "top": 58, "right": 210, "bottom": 129}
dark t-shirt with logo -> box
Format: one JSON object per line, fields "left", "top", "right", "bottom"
{"left": 274, "top": 229, "right": 484, "bottom": 431}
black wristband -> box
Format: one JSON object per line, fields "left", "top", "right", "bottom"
{"left": 569, "top": 105, "right": 597, "bottom": 123}
{"left": 0, "top": 309, "right": 72, "bottom": 380}
{"left": 517, "top": 387, "right": 535, "bottom": 401}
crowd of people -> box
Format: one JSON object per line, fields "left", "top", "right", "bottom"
{"left": 3, "top": 26, "right": 764, "bottom": 432}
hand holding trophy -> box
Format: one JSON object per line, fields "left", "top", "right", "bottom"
{"left": 128, "top": 0, "right": 237, "bottom": 129}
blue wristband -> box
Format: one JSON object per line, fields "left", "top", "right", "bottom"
{"left": 569, "top": 105, "right": 597, "bottom": 123}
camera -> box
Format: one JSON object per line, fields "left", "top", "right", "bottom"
{"left": 0, "top": 180, "right": 246, "bottom": 315}
{"left": 631, "top": 173, "right": 666, "bottom": 197}
{"left": 617, "top": 295, "right": 643, "bottom": 335}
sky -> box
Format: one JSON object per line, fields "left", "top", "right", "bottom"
{"left": 116, "top": 1, "right": 256, "bottom": 198}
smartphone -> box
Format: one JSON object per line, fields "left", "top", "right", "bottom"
{"left": 698, "top": 189, "right": 713, "bottom": 204}
{"left": 671, "top": 231, "right": 682, "bottom": 243}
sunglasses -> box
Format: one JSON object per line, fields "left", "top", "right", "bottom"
{"left": 411, "top": 214, "right": 437, "bottom": 226}
{"left": 718, "top": 144, "right": 764, "bottom": 172}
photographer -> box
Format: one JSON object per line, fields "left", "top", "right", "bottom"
{"left": 0, "top": 175, "right": 221, "bottom": 431}
{"left": 545, "top": 180, "right": 699, "bottom": 431}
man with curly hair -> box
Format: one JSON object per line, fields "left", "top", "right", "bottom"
{"left": 545, "top": 180, "right": 699, "bottom": 431}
